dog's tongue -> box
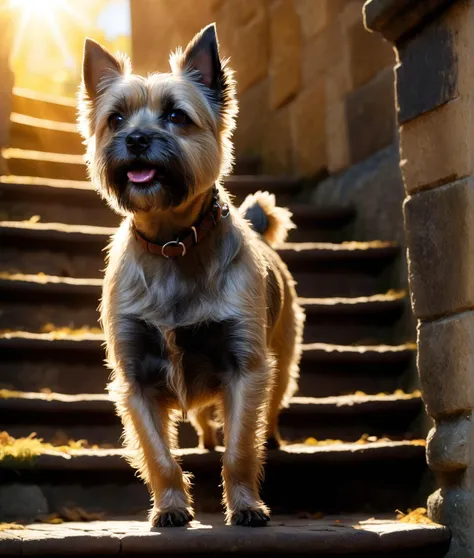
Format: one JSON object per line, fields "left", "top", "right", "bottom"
{"left": 127, "top": 168, "right": 156, "bottom": 183}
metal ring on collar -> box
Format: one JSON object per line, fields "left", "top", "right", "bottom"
{"left": 161, "top": 239, "right": 187, "bottom": 258}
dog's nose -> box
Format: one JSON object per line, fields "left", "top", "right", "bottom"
{"left": 126, "top": 132, "right": 150, "bottom": 155}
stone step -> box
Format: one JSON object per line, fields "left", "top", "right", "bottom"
{"left": 0, "top": 441, "right": 430, "bottom": 516}
{"left": 0, "top": 274, "right": 407, "bottom": 344}
{"left": 0, "top": 223, "right": 398, "bottom": 298}
{"left": 9, "top": 113, "right": 83, "bottom": 155}
{"left": 3, "top": 149, "right": 87, "bottom": 181}
{"left": 0, "top": 176, "right": 354, "bottom": 240}
{"left": 0, "top": 514, "right": 451, "bottom": 557}
{"left": 0, "top": 391, "right": 423, "bottom": 447}
{"left": 0, "top": 332, "right": 415, "bottom": 397}
{"left": 12, "top": 87, "right": 77, "bottom": 123}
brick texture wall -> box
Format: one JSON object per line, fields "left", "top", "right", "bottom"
{"left": 131, "top": 0, "right": 396, "bottom": 178}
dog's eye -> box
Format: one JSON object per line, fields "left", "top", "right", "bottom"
{"left": 167, "top": 110, "right": 188, "bottom": 125}
{"left": 108, "top": 113, "right": 125, "bottom": 131}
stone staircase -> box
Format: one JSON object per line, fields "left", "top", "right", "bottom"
{"left": 0, "top": 89, "right": 450, "bottom": 556}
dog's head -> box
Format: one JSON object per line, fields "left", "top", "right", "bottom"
{"left": 78, "top": 24, "right": 237, "bottom": 215}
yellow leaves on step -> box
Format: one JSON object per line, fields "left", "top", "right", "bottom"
{"left": 397, "top": 508, "right": 433, "bottom": 524}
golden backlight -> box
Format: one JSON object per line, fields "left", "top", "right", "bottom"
{"left": 6, "top": 0, "right": 130, "bottom": 96}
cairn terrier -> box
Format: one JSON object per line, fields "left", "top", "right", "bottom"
{"left": 79, "top": 23, "right": 304, "bottom": 527}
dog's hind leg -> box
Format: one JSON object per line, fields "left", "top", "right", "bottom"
{"left": 267, "top": 295, "right": 304, "bottom": 449}
{"left": 189, "top": 406, "right": 218, "bottom": 450}
{"left": 222, "top": 355, "right": 272, "bottom": 526}
{"left": 117, "top": 388, "right": 194, "bottom": 527}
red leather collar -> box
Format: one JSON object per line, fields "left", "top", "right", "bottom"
{"left": 133, "top": 189, "right": 229, "bottom": 258}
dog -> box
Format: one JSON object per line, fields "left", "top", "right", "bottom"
{"left": 79, "top": 23, "right": 304, "bottom": 528}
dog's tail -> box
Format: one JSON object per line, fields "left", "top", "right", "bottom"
{"left": 239, "top": 190, "right": 295, "bottom": 247}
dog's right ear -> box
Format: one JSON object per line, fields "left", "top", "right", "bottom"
{"left": 82, "top": 38, "right": 128, "bottom": 99}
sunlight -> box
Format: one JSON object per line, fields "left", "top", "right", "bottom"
{"left": 6, "top": 0, "right": 130, "bottom": 96}
{"left": 8, "top": 0, "right": 87, "bottom": 65}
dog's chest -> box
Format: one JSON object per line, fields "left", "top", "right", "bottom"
{"left": 132, "top": 317, "right": 239, "bottom": 394}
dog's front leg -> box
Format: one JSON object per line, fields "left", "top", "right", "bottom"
{"left": 123, "top": 389, "right": 193, "bottom": 527}
{"left": 222, "top": 357, "right": 271, "bottom": 526}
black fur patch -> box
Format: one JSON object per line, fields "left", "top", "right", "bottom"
{"left": 175, "top": 320, "right": 239, "bottom": 388}
{"left": 119, "top": 317, "right": 169, "bottom": 389}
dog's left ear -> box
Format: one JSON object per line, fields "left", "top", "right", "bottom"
{"left": 82, "top": 38, "right": 130, "bottom": 99}
{"left": 173, "top": 24, "right": 222, "bottom": 90}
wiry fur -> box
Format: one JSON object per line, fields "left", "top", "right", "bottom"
{"left": 79, "top": 24, "right": 304, "bottom": 528}
{"left": 240, "top": 190, "right": 296, "bottom": 247}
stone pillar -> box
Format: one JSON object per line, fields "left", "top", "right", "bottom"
{"left": 0, "top": 1, "right": 14, "bottom": 173}
{"left": 364, "top": 0, "right": 474, "bottom": 555}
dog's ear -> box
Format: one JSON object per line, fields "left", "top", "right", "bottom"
{"left": 172, "top": 24, "right": 222, "bottom": 90}
{"left": 82, "top": 38, "right": 129, "bottom": 99}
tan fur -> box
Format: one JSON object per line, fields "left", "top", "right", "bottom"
{"left": 239, "top": 190, "right": 296, "bottom": 246}
{"left": 79, "top": 25, "right": 304, "bottom": 527}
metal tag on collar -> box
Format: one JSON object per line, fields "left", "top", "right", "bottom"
{"left": 214, "top": 199, "right": 230, "bottom": 219}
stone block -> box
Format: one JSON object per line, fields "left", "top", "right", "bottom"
{"left": 233, "top": 80, "right": 271, "bottom": 159}
{"left": 396, "top": 7, "right": 458, "bottom": 123}
{"left": 218, "top": 2, "right": 269, "bottom": 94}
{"left": 426, "top": 416, "right": 470, "bottom": 472}
{"left": 261, "top": 107, "right": 294, "bottom": 174}
{"left": 269, "top": 0, "right": 302, "bottom": 108}
{"left": 400, "top": 99, "right": 471, "bottom": 194}
{"left": 311, "top": 144, "right": 405, "bottom": 243}
{"left": 294, "top": 0, "right": 328, "bottom": 40}
{"left": 346, "top": 67, "right": 396, "bottom": 164}
{"left": 326, "top": 66, "right": 350, "bottom": 173}
{"left": 404, "top": 178, "right": 474, "bottom": 318}
{"left": 418, "top": 311, "right": 474, "bottom": 419}
{"left": 428, "top": 486, "right": 474, "bottom": 556}
{"left": 0, "top": 484, "right": 48, "bottom": 521}
{"left": 341, "top": 1, "right": 365, "bottom": 29}
{"left": 302, "top": 21, "right": 344, "bottom": 88}
{"left": 225, "top": 0, "right": 266, "bottom": 25}
{"left": 348, "top": 20, "right": 395, "bottom": 89}
{"left": 291, "top": 80, "right": 327, "bottom": 177}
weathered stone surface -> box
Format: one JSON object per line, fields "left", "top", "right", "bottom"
{"left": 404, "top": 178, "right": 474, "bottom": 318}
{"left": 418, "top": 312, "right": 474, "bottom": 419}
{"left": 426, "top": 417, "right": 470, "bottom": 472}
{"left": 269, "top": 0, "right": 302, "bottom": 108}
{"left": 0, "top": 515, "right": 451, "bottom": 556}
{"left": 233, "top": 80, "right": 271, "bottom": 158}
{"left": 396, "top": 9, "right": 458, "bottom": 123}
{"left": 348, "top": 20, "right": 395, "bottom": 89}
{"left": 225, "top": 4, "right": 270, "bottom": 94}
{"left": 294, "top": 0, "right": 329, "bottom": 40}
{"left": 261, "top": 107, "right": 293, "bottom": 174}
{"left": 291, "top": 81, "right": 327, "bottom": 177}
{"left": 400, "top": 99, "right": 470, "bottom": 194}
{"left": 0, "top": 484, "right": 48, "bottom": 521}
{"left": 302, "top": 21, "right": 344, "bottom": 87}
{"left": 312, "top": 144, "right": 405, "bottom": 243}
{"left": 364, "top": 0, "right": 454, "bottom": 43}
{"left": 428, "top": 486, "right": 473, "bottom": 557}
{"left": 346, "top": 67, "right": 396, "bottom": 164}
{"left": 130, "top": 0, "right": 214, "bottom": 73}
{"left": 326, "top": 68, "right": 350, "bottom": 173}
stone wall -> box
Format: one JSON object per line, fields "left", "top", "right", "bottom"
{"left": 365, "top": 1, "right": 474, "bottom": 556}
{"left": 130, "top": 0, "right": 396, "bottom": 177}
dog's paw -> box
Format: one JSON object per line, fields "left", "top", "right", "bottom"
{"left": 151, "top": 508, "right": 194, "bottom": 528}
{"left": 231, "top": 508, "right": 270, "bottom": 527}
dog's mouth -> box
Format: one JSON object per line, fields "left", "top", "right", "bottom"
{"left": 118, "top": 163, "right": 167, "bottom": 188}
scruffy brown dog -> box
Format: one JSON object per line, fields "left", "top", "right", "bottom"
{"left": 79, "top": 24, "right": 304, "bottom": 528}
